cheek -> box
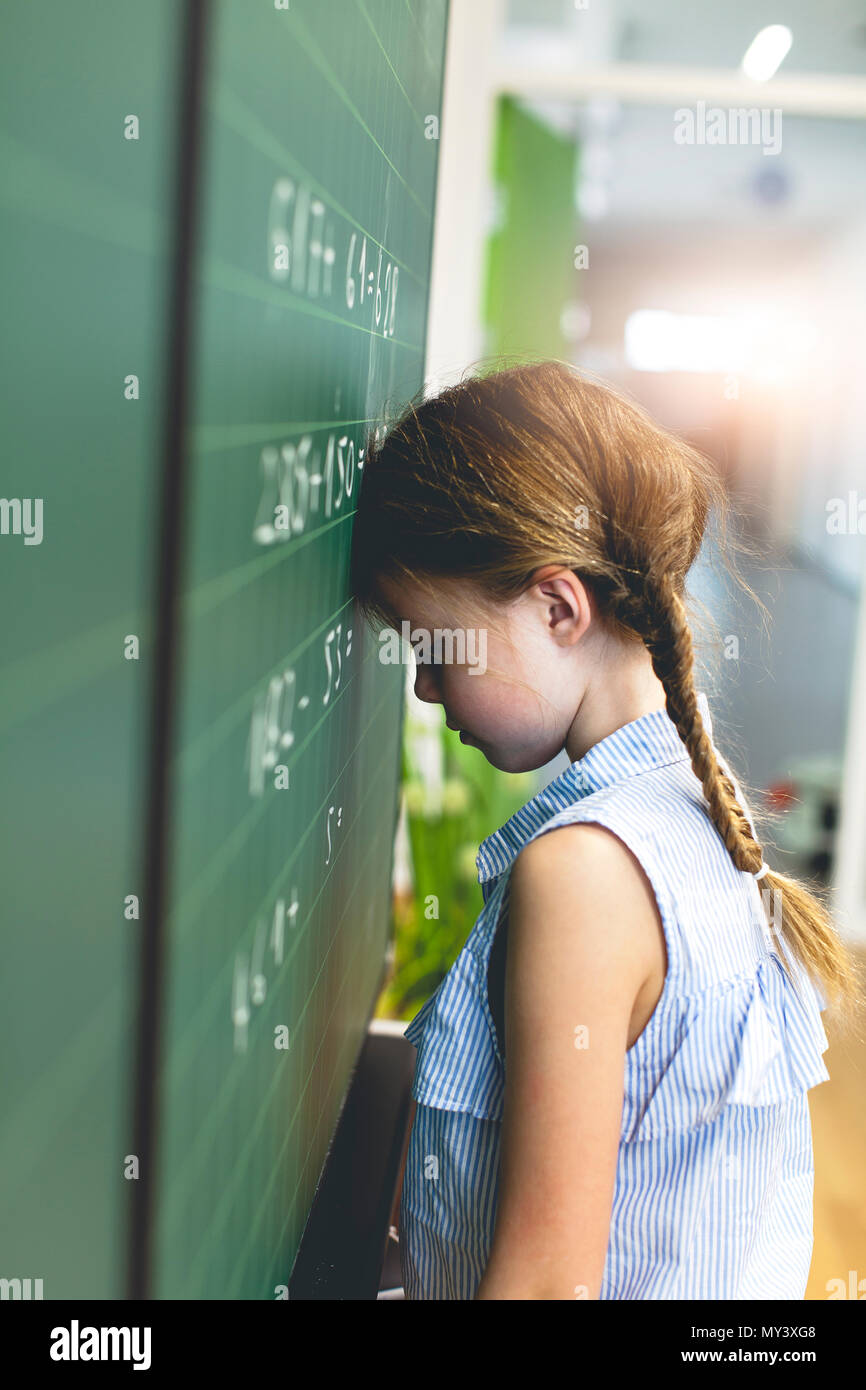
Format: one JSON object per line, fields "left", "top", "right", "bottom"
{"left": 481, "top": 683, "right": 548, "bottom": 737}
{"left": 454, "top": 675, "right": 513, "bottom": 730}
{"left": 439, "top": 668, "right": 478, "bottom": 719}
{"left": 441, "top": 667, "right": 469, "bottom": 709}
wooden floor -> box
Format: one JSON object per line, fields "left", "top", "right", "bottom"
{"left": 806, "top": 945, "right": 866, "bottom": 1300}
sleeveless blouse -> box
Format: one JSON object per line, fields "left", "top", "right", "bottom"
{"left": 399, "top": 692, "right": 831, "bottom": 1299}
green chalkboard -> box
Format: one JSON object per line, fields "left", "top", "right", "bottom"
{"left": 0, "top": 0, "right": 180, "bottom": 1302}
{"left": 0, "top": 0, "right": 447, "bottom": 1300}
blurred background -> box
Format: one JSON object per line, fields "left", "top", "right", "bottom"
{"left": 375, "top": 0, "right": 866, "bottom": 1300}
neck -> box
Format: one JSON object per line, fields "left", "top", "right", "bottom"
{"left": 564, "top": 651, "right": 669, "bottom": 763}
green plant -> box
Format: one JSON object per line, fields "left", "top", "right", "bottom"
{"left": 375, "top": 710, "right": 537, "bottom": 1021}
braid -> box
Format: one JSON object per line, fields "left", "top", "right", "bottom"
{"left": 641, "top": 573, "right": 763, "bottom": 876}
{"left": 627, "top": 566, "right": 862, "bottom": 1030}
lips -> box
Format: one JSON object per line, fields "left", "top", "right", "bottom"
{"left": 445, "top": 714, "right": 476, "bottom": 741}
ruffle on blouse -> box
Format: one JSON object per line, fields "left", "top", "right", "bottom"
{"left": 403, "top": 938, "right": 831, "bottom": 1138}
{"left": 620, "top": 948, "right": 831, "bottom": 1143}
{"left": 403, "top": 943, "right": 506, "bottom": 1121}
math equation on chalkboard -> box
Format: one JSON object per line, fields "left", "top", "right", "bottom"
{"left": 245, "top": 622, "right": 354, "bottom": 797}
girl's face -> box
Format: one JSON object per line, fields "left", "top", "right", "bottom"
{"left": 374, "top": 567, "right": 597, "bottom": 773}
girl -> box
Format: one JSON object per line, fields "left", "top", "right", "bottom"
{"left": 350, "top": 360, "right": 863, "bottom": 1301}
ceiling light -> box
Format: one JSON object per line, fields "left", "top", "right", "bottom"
{"left": 741, "top": 25, "right": 793, "bottom": 81}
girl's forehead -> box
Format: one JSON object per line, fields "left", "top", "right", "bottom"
{"left": 374, "top": 574, "right": 418, "bottom": 619}
{"left": 377, "top": 575, "right": 463, "bottom": 623}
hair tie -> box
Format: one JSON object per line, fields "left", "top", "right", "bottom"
{"left": 753, "top": 862, "right": 770, "bottom": 881}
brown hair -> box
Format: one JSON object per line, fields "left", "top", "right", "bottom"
{"left": 351, "top": 357, "right": 864, "bottom": 1031}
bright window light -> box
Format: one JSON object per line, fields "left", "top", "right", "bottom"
{"left": 624, "top": 310, "right": 746, "bottom": 374}
{"left": 741, "top": 25, "right": 793, "bottom": 81}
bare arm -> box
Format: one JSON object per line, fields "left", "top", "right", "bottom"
{"left": 475, "top": 823, "right": 658, "bottom": 1300}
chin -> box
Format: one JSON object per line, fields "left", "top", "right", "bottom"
{"left": 485, "top": 745, "right": 550, "bottom": 775}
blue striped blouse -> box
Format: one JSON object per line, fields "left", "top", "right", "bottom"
{"left": 399, "top": 691, "right": 831, "bottom": 1299}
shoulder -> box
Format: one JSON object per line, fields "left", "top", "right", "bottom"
{"left": 507, "top": 821, "right": 664, "bottom": 1000}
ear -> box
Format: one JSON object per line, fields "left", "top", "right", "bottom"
{"left": 530, "top": 568, "right": 592, "bottom": 646}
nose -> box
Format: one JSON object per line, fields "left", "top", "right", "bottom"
{"left": 413, "top": 661, "right": 440, "bottom": 705}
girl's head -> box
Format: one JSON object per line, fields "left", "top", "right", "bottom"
{"left": 354, "top": 358, "right": 726, "bottom": 767}
{"left": 352, "top": 359, "right": 864, "bottom": 1026}
{"left": 372, "top": 563, "right": 669, "bottom": 774}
